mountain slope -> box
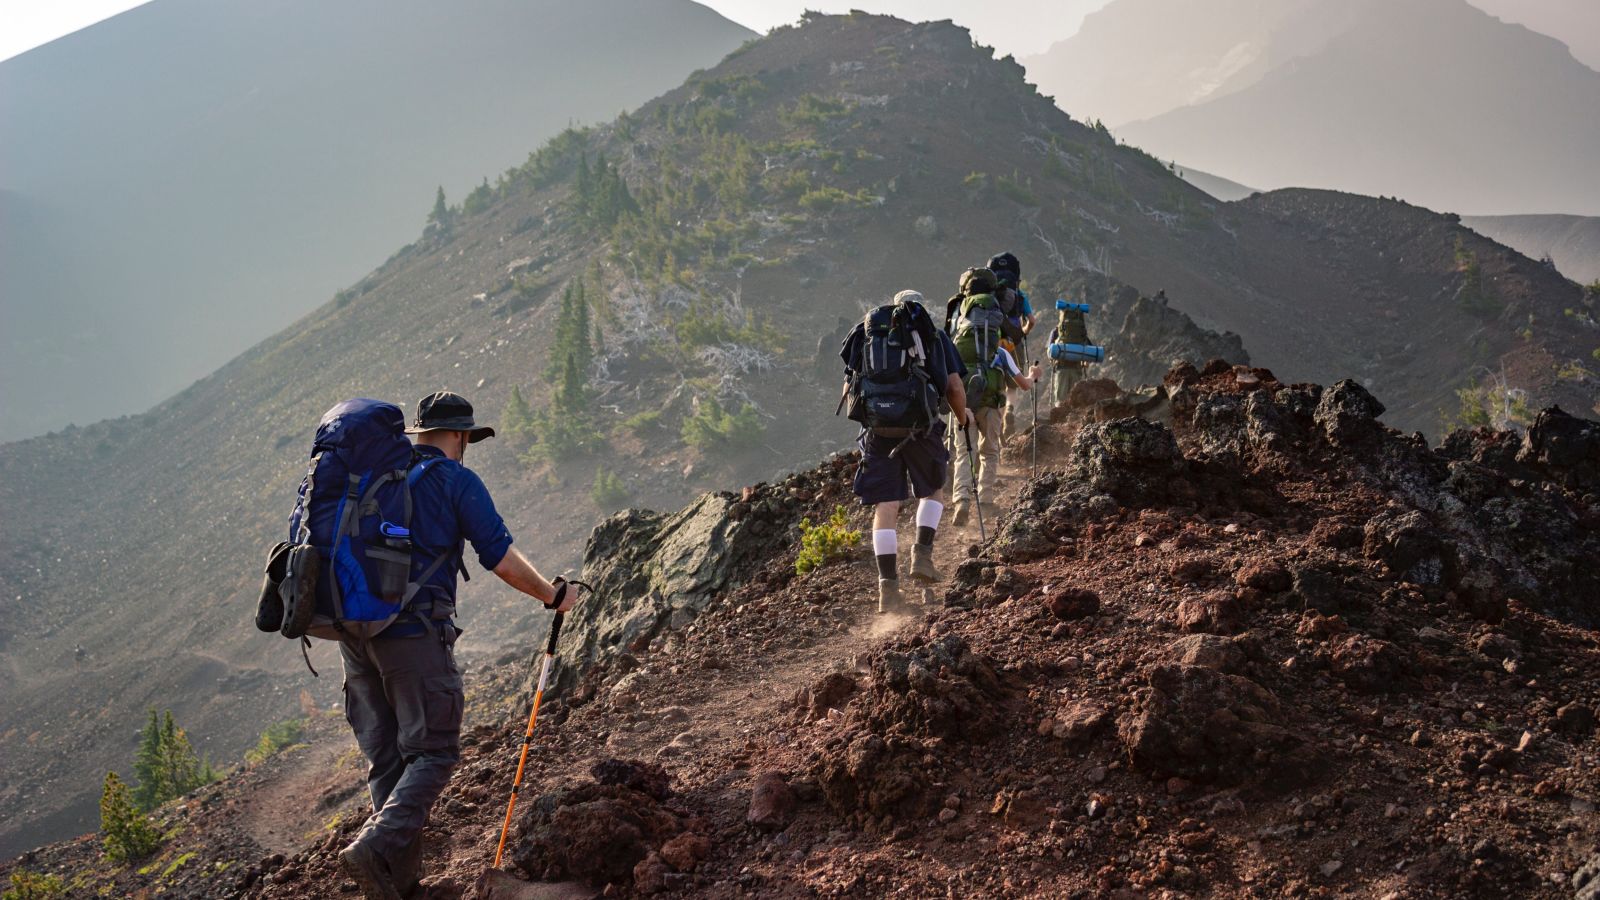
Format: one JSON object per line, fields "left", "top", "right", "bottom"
{"left": 1021, "top": 0, "right": 1374, "bottom": 128}
{"left": 1, "top": 11, "right": 1593, "bottom": 860}
{"left": 1466, "top": 0, "right": 1600, "bottom": 71}
{"left": 1463, "top": 215, "right": 1600, "bottom": 285}
{"left": 1114, "top": 0, "right": 1600, "bottom": 216}
{"left": 1178, "top": 166, "right": 1259, "bottom": 203}
{"left": 0, "top": 0, "right": 754, "bottom": 442}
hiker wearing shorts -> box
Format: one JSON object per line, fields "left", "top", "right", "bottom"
{"left": 338, "top": 391, "right": 578, "bottom": 900}
{"left": 841, "top": 290, "right": 972, "bottom": 612}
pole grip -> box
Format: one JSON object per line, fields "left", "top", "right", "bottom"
{"left": 545, "top": 611, "right": 565, "bottom": 656}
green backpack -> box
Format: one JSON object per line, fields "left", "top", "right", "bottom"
{"left": 952, "top": 292, "right": 1009, "bottom": 410}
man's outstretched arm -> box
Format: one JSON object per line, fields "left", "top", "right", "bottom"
{"left": 493, "top": 547, "right": 576, "bottom": 612}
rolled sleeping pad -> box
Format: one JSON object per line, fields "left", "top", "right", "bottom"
{"left": 1055, "top": 300, "right": 1091, "bottom": 313}
{"left": 1049, "top": 342, "right": 1105, "bottom": 363}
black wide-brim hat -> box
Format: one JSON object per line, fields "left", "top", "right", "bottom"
{"left": 404, "top": 390, "right": 496, "bottom": 443}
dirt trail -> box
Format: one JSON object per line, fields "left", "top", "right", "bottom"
{"left": 236, "top": 727, "right": 364, "bottom": 856}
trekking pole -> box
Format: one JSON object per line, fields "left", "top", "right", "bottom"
{"left": 493, "top": 580, "right": 591, "bottom": 868}
{"left": 961, "top": 422, "right": 988, "bottom": 542}
{"left": 1030, "top": 334, "right": 1043, "bottom": 480}
{"left": 1031, "top": 380, "right": 1039, "bottom": 478}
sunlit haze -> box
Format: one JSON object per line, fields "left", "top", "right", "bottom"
{"left": 0, "top": 0, "right": 1110, "bottom": 62}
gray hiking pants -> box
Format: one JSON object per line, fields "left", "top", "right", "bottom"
{"left": 341, "top": 630, "right": 464, "bottom": 861}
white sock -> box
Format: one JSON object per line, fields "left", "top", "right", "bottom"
{"left": 915, "top": 500, "right": 945, "bottom": 529}
{"left": 872, "top": 529, "right": 897, "bottom": 557}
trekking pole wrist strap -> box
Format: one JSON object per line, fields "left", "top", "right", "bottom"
{"left": 545, "top": 577, "right": 569, "bottom": 610}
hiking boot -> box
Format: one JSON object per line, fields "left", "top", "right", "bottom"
{"left": 878, "top": 578, "right": 904, "bottom": 614}
{"left": 909, "top": 544, "right": 944, "bottom": 585}
{"left": 392, "top": 834, "right": 423, "bottom": 899}
{"left": 339, "top": 840, "right": 401, "bottom": 900}
{"left": 951, "top": 502, "right": 970, "bottom": 527}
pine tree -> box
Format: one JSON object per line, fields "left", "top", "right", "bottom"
{"left": 427, "top": 186, "right": 450, "bottom": 229}
{"left": 100, "top": 772, "right": 161, "bottom": 862}
{"left": 571, "top": 279, "right": 593, "bottom": 375}
{"left": 132, "top": 709, "right": 164, "bottom": 811}
{"left": 159, "top": 710, "right": 207, "bottom": 799}
{"left": 554, "top": 350, "right": 588, "bottom": 418}
{"left": 576, "top": 153, "right": 592, "bottom": 202}
{"left": 132, "top": 708, "right": 214, "bottom": 810}
{"left": 502, "top": 385, "right": 534, "bottom": 438}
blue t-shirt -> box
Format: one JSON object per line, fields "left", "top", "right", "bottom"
{"left": 383, "top": 444, "right": 514, "bottom": 636}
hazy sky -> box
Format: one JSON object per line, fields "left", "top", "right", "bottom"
{"left": 0, "top": 0, "right": 1112, "bottom": 62}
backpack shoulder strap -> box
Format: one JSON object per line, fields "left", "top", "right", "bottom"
{"left": 399, "top": 455, "right": 465, "bottom": 608}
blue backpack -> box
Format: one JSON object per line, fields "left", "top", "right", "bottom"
{"left": 261, "top": 399, "right": 455, "bottom": 652}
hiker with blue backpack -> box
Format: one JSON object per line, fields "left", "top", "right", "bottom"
{"left": 256, "top": 391, "right": 579, "bottom": 900}
{"left": 840, "top": 290, "right": 973, "bottom": 612}
{"left": 1049, "top": 295, "right": 1100, "bottom": 406}
{"left": 945, "top": 267, "right": 1043, "bottom": 526}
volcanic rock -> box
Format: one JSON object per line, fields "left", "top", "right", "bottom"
{"left": 1119, "top": 664, "right": 1300, "bottom": 784}
{"left": 748, "top": 772, "right": 797, "bottom": 831}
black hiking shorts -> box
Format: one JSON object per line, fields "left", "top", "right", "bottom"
{"left": 853, "top": 421, "right": 949, "bottom": 505}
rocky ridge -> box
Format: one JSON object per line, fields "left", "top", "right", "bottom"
{"left": 8, "top": 364, "right": 1597, "bottom": 898}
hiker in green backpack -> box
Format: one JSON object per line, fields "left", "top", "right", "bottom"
{"left": 986, "top": 252, "right": 1038, "bottom": 437}
{"left": 946, "top": 268, "right": 1042, "bottom": 525}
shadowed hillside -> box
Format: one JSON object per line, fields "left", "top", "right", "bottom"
{"left": 0, "top": 0, "right": 754, "bottom": 441}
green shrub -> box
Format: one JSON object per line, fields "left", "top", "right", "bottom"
{"left": 797, "top": 186, "right": 872, "bottom": 213}
{"left": 796, "top": 506, "right": 862, "bottom": 575}
{"left": 995, "top": 171, "right": 1038, "bottom": 206}
{"left": 244, "top": 719, "right": 306, "bottom": 766}
{"left": 101, "top": 772, "right": 162, "bottom": 863}
{"left": 619, "top": 409, "right": 664, "bottom": 437}
{"left": 2, "top": 869, "right": 65, "bottom": 900}
{"left": 780, "top": 93, "right": 850, "bottom": 127}
{"left": 672, "top": 294, "right": 784, "bottom": 355}
{"left": 681, "top": 397, "right": 765, "bottom": 451}
{"left": 591, "top": 468, "right": 631, "bottom": 510}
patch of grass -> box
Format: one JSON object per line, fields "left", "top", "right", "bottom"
{"left": 3, "top": 869, "right": 66, "bottom": 900}
{"left": 1556, "top": 361, "right": 1593, "bottom": 381}
{"left": 797, "top": 185, "right": 873, "bottom": 213}
{"left": 244, "top": 719, "right": 306, "bottom": 766}
{"left": 796, "top": 506, "right": 862, "bottom": 576}
{"left": 160, "top": 851, "right": 196, "bottom": 881}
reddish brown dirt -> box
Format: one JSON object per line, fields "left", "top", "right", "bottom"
{"left": 8, "top": 370, "right": 1598, "bottom": 899}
